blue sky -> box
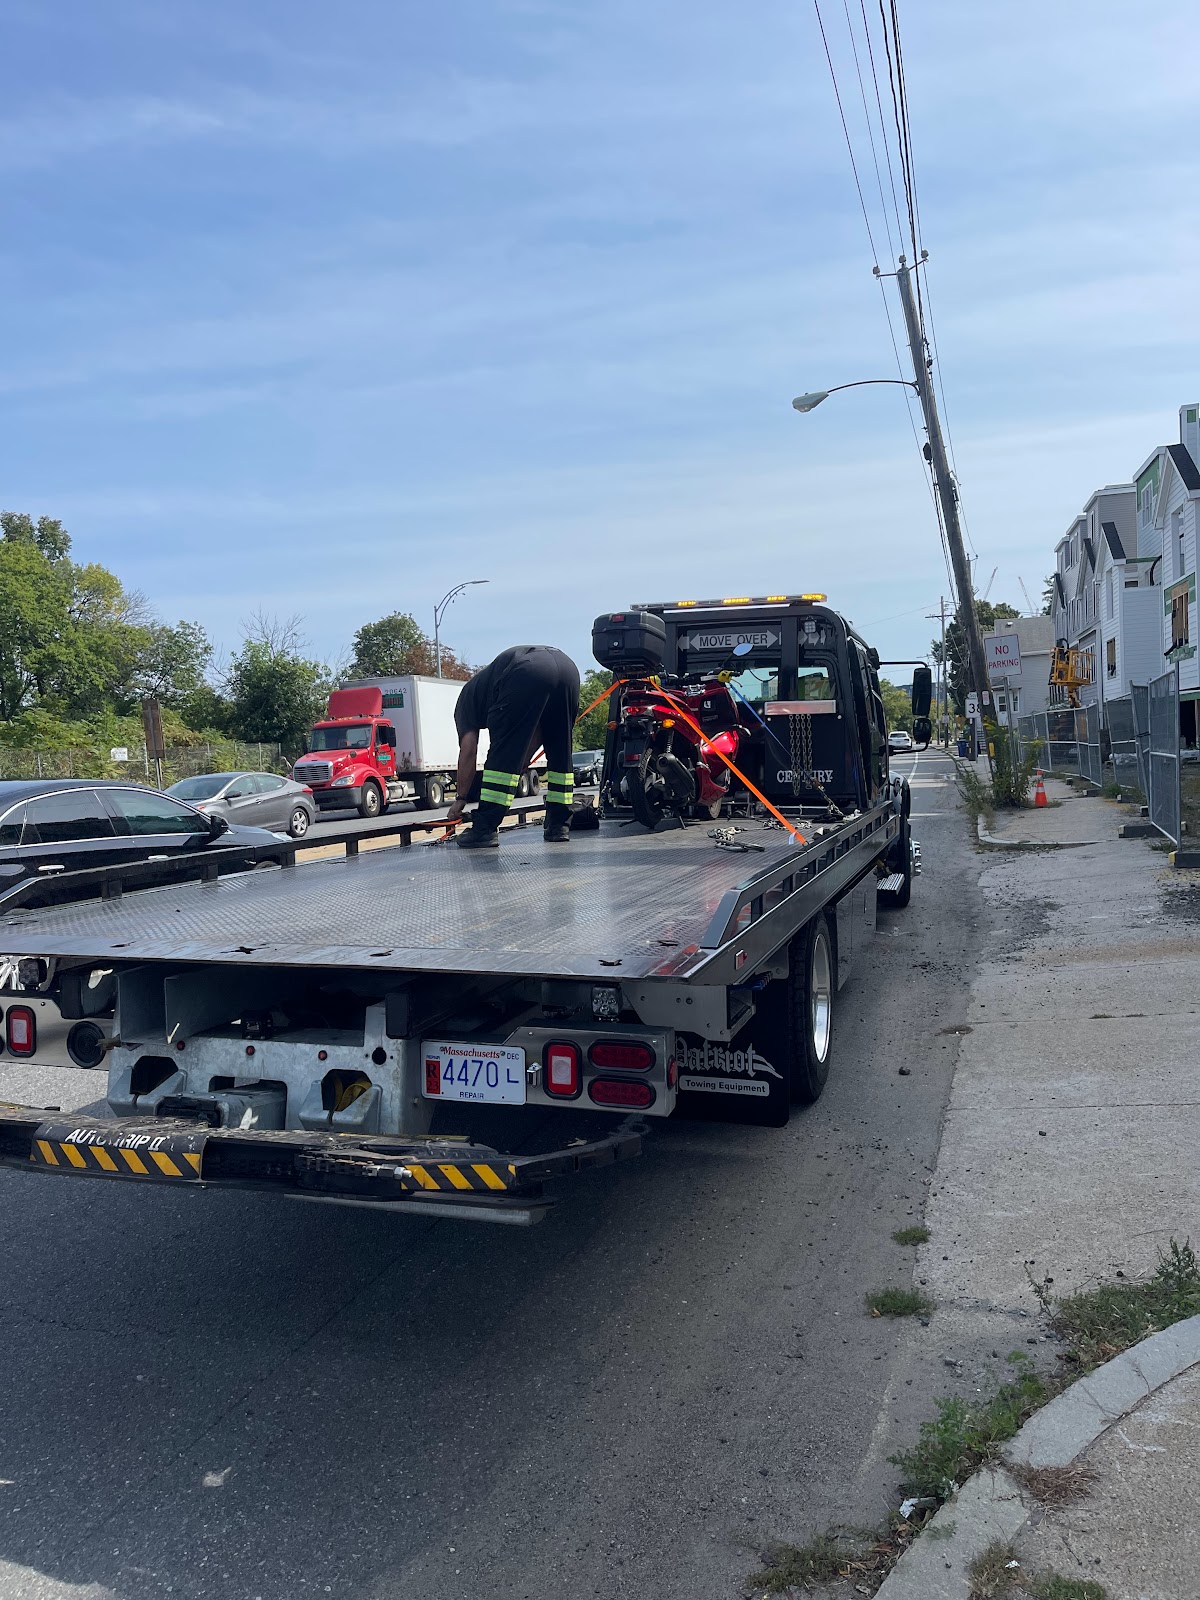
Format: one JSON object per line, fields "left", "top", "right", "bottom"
{"left": 4, "top": 0, "right": 1199, "bottom": 676}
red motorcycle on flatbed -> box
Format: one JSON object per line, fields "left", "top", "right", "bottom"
{"left": 608, "top": 641, "right": 753, "bottom": 829}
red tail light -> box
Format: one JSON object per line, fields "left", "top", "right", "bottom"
{"left": 544, "top": 1042, "right": 581, "bottom": 1099}
{"left": 589, "top": 1078, "right": 655, "bottom": 1109}
{"left": 588, "top": 1040, "right": 654, "bottom": 1071}
{"left": 6, "top": 1005, "right": 36, "bottom": 1057}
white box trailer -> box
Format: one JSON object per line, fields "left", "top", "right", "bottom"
{"left": 340, "top": 676, "right": 550, "bottom": 784}
{"left": 341, "top": 676, "right": 465, "bottom": 773}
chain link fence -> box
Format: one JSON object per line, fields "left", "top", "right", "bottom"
{"left": 0, "top": 741, "right": 286, "bottom": 787}
{"left": 1146, "top": 667, "right": 1182, "bottom": 846}
{"left": 1104, "top": 694, "right": 1143, "bottom": 798}
{"left": 1015, "top": 706, "right": 1101, "bottom": 782}
{"left": 1015, "top": 676, "right": 1183, "bottom": 845}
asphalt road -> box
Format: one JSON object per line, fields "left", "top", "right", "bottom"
{"left": 0, "top": 748, "right": 979, "bottom": 1600}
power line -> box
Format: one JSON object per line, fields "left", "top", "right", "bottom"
{"left": 856, "top": 0, "right": 906, "bottom": 251}
{"left": 872, "top": 0, "right": 976, "bottom": 567}
{"left": 812, "top": 0, "right": 883, "bottom": 268}
{"left": 877, "top": 0, "right": 919, "bottom": 273}
{"left": 839, "top": 0, "right": 900, "bottom": 266}
{"left": 810, "top": 0, "right": 958, "bottom": 604}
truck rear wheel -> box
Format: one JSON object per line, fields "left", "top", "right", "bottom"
{"left": 358, "top": 782, "right": 383, "bottom": 819}
{"left": 422, "top": 776, "right": 445, "bottom": 809}
{"left": 750, "top": 914, "right": 835, "bottom": 1120}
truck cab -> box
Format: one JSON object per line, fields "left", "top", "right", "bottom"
{"left": 622, "top": 595, "right": 891, "bottom": 813}
{"left": 296, "top": 687, "right": 408, "bottom": 818}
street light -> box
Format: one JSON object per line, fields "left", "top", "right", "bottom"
{"left": 433, "top": 580, "right": 488, "bottom": 677}
{"left": 792, "top": 378, "right": 918, "bottom": 413}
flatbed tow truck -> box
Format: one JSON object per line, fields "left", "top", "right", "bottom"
{"left": 0, "top": 599, "right": 922, "bottom": 1224}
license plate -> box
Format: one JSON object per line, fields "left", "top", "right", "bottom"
{"left": 422, "top": 1042, "right": 527, "bottom": 1105}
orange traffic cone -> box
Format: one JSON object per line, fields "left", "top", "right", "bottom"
{"left": 1034, "top": 770, "right": 1048, "bottom": 808}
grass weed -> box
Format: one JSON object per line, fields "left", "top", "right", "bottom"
{"left": 888, "top": 1370, "right": 1051, "bottom": 1499}
{"left": 1052, "top": 1239, "right": 1200, "bottom": 1367}
{"left": 866, "top": 1287, "right": 935, "bottom": 1318}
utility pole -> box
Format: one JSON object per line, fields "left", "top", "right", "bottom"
{"left": 926, "top": 596, "right": 948, "bottom": 745}
{"left": 893, "top": 256, "right": 991, "bottom": 728}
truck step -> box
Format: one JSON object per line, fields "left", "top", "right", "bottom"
{"left": 877, "top": 873, "right": 905, "bottom": 893}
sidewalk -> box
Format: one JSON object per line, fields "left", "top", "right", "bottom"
{"left": 977, "top": 771, "right": 1113, "bottom": 847}
{"left": 880, "top": 779, "right": 1200, "bottom": 1597}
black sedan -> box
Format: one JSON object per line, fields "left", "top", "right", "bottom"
{"left": 0, "top": 779, "right": 283, "bottom": 887}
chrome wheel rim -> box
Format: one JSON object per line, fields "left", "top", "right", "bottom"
{"left": 810, "top": 930, "right": 832, "bottom": 1062}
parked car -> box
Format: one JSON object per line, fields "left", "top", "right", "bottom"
{"left": 573, "top": 749, "right": 604, "bottom": 785}
{"left": 888, "top": 730, "right": 915, "bottom": 754}
{"left": 0, "top": 779, "right": 283, "bottom": 886}
{"left": 168, "top": 772, "right": 316, "bottom": 838}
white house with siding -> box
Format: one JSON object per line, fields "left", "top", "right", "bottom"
{"left": 1051, "top": 484, "right": 1138, "bottom": 713}
{"left": 1143, "top": 404, "right": 1200, "bottom": 743}
{"left": 1094, "top": 511, "right": 1162, "bottom": 701}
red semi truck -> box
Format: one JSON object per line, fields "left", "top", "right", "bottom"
{"left": 293, "top": 676, "right": 543, "bottom": 818}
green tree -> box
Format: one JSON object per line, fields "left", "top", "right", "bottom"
{"left": 348, "top": 611, "right": 472, "bottom": 681}
{"left": 0, "top": 533, "right": 74, "bottom": 719}
{"left": 574, "top": 669, "right": 614, "bottom": 750}
{"left": 1041, "top": 574, "right": 1057, "bottom": 617}
{"left": 223, "top": 616, "right": 332, "bottom": 749}
{"left": 123, "top": 620, "right": 214, "bottom": 709}
{"left": 932, "top": 600, "right": 1020, "bottom": 714}
{"left": 879, "top": 678, "right": 912, "bottom": 732}
{"left": 0, "top": 511, "right": 154, "bottom": 722}
{"left": 0, "top": 511, "right": 72, "bottom": 563}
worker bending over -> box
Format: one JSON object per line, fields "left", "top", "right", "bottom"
{"left": 446, "top": 646, "right": 580, "bottom": 849}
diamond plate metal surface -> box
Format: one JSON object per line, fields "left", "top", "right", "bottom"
{"left": 0, "top": 822, "right": 800, "bottom": 982}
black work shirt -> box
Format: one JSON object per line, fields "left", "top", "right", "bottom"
{"left": 454, "top": 648, "right": 526, "bottom": 736}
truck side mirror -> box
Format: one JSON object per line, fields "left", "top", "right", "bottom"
{"left": 301, "top": 735, "right": 310, "bottom": 754}
{"left": 911, "top": 665, "right": 933, "bottom": 718}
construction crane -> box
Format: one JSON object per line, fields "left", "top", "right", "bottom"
{"left": 1018, "top": 577, "right": 1035, "bottom": 614}
{"left": 981, "top": 566, "right": 998, "bottom": 601}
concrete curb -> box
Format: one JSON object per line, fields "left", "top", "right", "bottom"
{"left": 974, "top": 816, "right": 1098, "bottom": 850}
{"left": 874, "top": 1314, "right": 1200, "bottom": 1599}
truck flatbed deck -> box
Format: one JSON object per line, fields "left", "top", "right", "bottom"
{"left": 0, "top": 814, "right": 885, "bottom": 985}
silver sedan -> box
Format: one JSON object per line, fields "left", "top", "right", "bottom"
{"left": 167, "top": 771, "right": 316, "bottom": 838}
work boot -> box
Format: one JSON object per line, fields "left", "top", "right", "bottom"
{"left": 456, "top": 825, "right": 499, "bottom": 849}
{"left": 456, "top": 799, "right": 506, "bottom": 848}
{"left": 543, "top": 804, "right": 572, "bottom": 843}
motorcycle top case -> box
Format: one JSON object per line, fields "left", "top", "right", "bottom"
{"left": 591, "top": 611, "right": 668, "bottom": 675}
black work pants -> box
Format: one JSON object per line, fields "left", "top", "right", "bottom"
{"left": 474, "top": 648, "right": 580, "bottom": 831}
